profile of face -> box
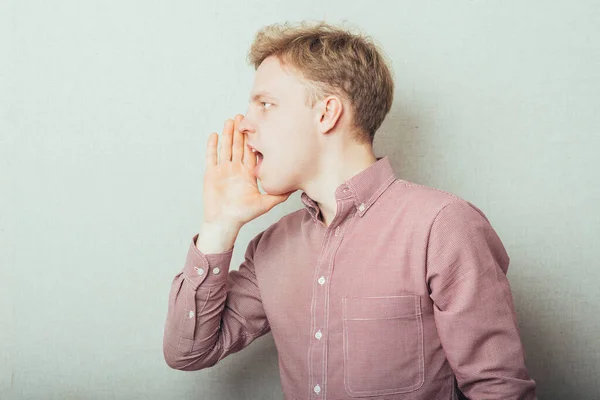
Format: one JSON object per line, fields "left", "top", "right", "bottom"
{"left": 238, "top": 55, "right": 323, "bottom": 195}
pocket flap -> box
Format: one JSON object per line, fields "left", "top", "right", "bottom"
{"left": 343, "top": 295, "right": 422, "bottom": 320}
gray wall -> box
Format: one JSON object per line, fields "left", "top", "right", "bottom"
{"left": 2, "top": 1, "right": 599, "bottom": 399}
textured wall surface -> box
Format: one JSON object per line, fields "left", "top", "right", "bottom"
{"left": 2, "top": 1, "right": 599, "bottom": 399}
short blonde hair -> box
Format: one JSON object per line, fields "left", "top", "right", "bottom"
{"left": 247, "top": 21, "right": 395, "bottom": 145}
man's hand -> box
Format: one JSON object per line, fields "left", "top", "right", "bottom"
{"left": 202, "top": 114, "right": 295, "bottom": 228}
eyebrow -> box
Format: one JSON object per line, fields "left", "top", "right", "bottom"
{"left": 249, "top": 91, "right": 278, "bottom": 102}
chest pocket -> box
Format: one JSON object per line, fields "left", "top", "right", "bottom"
{"left": 342, "top": 295, "right": 425, "bottom": 397}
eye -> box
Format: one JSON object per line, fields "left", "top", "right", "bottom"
{"left": 261, "top": 102, "right": 273, "bottom": 110}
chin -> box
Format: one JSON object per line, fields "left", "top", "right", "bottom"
{"left": 261, "top": 178, "right": 297, "bottom": 196}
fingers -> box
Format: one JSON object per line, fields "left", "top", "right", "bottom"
{"left": 206, "top": 132, "right": 218, "bottom": 167}
{"left": 231, "top": 114, "right": 244, "bottom": 163}
{"left": 241, "top": 116, "right": 256, "bottom": 171}
{"left": 219, "top": 119, "right": 234, "bottom": 163}
{"left": 207, "top": 116, "right": 248, "bottom": 168}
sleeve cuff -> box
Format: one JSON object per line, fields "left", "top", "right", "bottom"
{"left": 182, "top": 233, "right": 235, "bottom": 290}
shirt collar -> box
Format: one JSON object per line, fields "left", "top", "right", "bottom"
{"left": 300, "top": 156, "right": 397, "bottom": 223}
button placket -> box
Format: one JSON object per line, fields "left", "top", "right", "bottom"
{"left": 309, "top": 204, "right": 350, "bottom": 399}
{"left": 309, "top": 268, "right": 328, "bottom": 397}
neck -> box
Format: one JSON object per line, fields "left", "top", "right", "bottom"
{"left": 305, "top": 144, "right": 378, "bottom": 227}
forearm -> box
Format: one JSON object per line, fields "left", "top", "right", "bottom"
{"left": 163, "top": 233, "right": 235, "bottom": 370}
{"left": 195, "top": 222, "right": 241, "bottom": 254}
{"left": 163, "top": 230, "right": 271, "bottom": 371}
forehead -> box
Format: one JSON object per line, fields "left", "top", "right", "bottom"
{"left": 249, "top": 56, "right": 307, "bottom": 101}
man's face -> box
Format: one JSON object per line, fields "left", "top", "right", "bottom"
{"left": 239, "top": 55, "right": 321, "bottom": 195}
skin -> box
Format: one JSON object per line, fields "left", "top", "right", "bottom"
{"left": 237, "top": 55, "right": 379, "bottom": 227}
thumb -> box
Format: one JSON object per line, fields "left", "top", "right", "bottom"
{"left": 264, "top": 191, "right": 294, "bottom": 208}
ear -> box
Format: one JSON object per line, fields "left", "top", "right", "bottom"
{"left": 317, "top": 95, "right": 344, "bottom": 135}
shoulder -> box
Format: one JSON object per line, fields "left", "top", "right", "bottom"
{"left": 389, "top": 179, "right": 481, "bottom": 219}
{"left": 246, "top": 208, "right": 306, "bottom": 254}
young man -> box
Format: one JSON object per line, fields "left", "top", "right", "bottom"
{"left": 163, "top": 21, "right": 537, "bottom": 400}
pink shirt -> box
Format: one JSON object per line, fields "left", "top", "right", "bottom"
{"left": 163, "top": 156, "right": 537, "bottom": 400}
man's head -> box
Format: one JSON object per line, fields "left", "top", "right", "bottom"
{"left": 238, "top": 21, "right": 395, "bottom": 195}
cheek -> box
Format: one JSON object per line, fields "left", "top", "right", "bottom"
{"left": 266, "top": 110, "right": 316, "bottom": 157}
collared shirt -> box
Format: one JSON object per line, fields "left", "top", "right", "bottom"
{"left": 163, "top": 156, "right": 537, "bottom": 400}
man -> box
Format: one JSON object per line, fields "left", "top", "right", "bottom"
{"left": 163, "top": 21, "right": 537, "bottom": 399}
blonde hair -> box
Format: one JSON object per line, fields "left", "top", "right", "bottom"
{"left": 247, "top": 20, "right": 395, "bottom": 145}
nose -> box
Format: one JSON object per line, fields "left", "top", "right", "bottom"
{"left": 236, "top": 112, "right": 255, "bottom": 137}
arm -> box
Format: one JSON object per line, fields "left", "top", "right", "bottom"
{"left": 426, "top": 200, "right": 537, "bottom": 399}
{"left": 162, "top": 229, "right": 270, "bottom": 370}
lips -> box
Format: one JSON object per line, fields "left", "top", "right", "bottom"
{"left": 254, "top": 152, "right": 264, "bottom": 178}
{"left": 247, "top": 143, "right": 264, "bottom": 177}
{"left": 247, "top": 144, "right": 263, "bottom": 161}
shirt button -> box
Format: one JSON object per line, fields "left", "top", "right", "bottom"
{"left": 188, "top": 310, "right": 194, "bottom": 319}
{"left": 358, "top": 203, "right": 365, "bottom": 211}
{"left": 212, "top": 267, "right": 220, "bottom": 275}
{"left": 315, "top": 330, "right": 322, "bottom": 340}
{"left": 194, "top": 266, "right": 204, "bottom": 275}
{"left": 314, "top": 384, "right": 321, "bottom": 394}
{"left": 318, "top": 276, "right": 325, "bottom": 285}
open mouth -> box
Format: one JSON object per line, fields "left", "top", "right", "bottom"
{"left": 248, "top": 145, "right": 264, "bottom": 165}
{"left": 256, "top": 151, "right": 264, "bottom": 171}
{"left": 248, "top": 145, "right": 264, "bottom": 176}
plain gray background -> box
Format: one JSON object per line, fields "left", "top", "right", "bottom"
{"left": 1, "top": 1, "right": 599, "bottom": 399}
